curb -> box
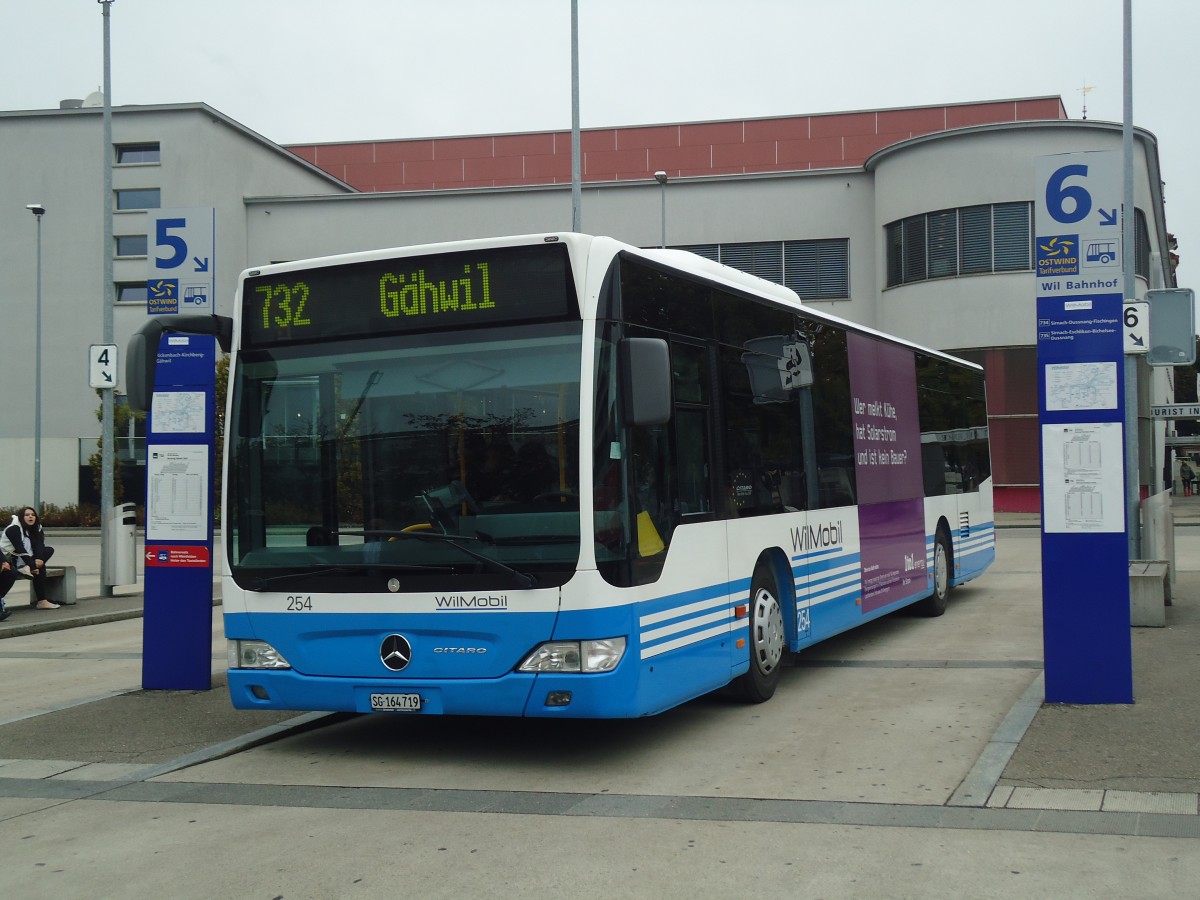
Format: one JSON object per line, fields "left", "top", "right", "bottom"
{"left": 0, "top": 595, "right": 221, "bottom": 640}
{"left": 0, "top": 607, "right": 145, "bottom": 639}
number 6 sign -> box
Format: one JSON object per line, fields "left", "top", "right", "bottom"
{"left": 1034, "top": 151, "right": 1122, "bottom": 296}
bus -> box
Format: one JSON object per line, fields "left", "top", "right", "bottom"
{"left": 127, "top": 233, "right": 994, "bottom": 718}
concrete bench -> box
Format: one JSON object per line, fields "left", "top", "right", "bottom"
{"left": 1129, "top": 561, "right": 1169, "bottom": 627}
{"left": 28, "top": 566, "right": 77, "bottom": 607}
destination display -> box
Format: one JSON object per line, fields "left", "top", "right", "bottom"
{"left": 241, "top": 242, "right": 577, "bottom": 347}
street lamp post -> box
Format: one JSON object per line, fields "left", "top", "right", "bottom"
{"left": 26, "top": 204, "right": 45, "bottom": 513}
{"left": 570, "top": 0, "right": 581, "bottom": 232}
{"left": 99, "top": 0, "right": 116, "bottom": 596}
{"left": 654, "top": 171, "right": 668, "bottom": 248}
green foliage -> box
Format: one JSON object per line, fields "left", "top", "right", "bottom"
{"left": 86, "top": 353, "right": 228, "bottom": 521}
{"left": 36, "top": 503, "right": 102, "bottom": 527}
{"left": 89, "top": 389, "right": 146, "bottom": 506}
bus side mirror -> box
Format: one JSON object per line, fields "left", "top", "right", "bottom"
{"left": 126, "top": 314, "right": 234, "bottom": 412}
{"left": 620, "top": 337, "right": 672, "bottom": 425}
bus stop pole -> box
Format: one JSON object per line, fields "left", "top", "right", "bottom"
{"left": 1122, "top": 0, "right": 1141, "bottom": 561}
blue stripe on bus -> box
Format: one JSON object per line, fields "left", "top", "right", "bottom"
{"left": 635, "top": 518, "right": 1000, "bottom": 664}
{"left": 925, "top": 521, "right": 996, "bottom": 586}
{"left": 637, "top": 578, "right": 750, "bottom": 661}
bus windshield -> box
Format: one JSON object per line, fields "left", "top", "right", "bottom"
{"left": 227, "top": 321, "right": 583, "bottom": 590}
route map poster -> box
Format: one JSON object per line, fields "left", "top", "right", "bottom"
{"left": 1041, "top": 421, "right": 1125, "bottom": 533}
{"left": 146, "top": 444, "right": 209, "bottom": 541}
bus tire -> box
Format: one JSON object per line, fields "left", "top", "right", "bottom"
{"left": 736, "top": 562, "right": 786, "bottom": 702}
{"left": 912, "top": 528, "right": 952, "bottom": 617}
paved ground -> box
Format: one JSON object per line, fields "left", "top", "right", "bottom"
{"left": 1, "top": 501, "right": 1198, "bottom": 818}
{"left": 2, "top": 508, "right": 1199, "bottom": 897}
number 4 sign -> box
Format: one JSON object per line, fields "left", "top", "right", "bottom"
{"left": 89, "top": 343, "right": 119, "bottom": 389}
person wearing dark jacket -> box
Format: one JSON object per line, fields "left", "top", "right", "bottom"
{"left": 2, "top": 507, "right": 64, "bottom": 609}
{"left": 0, "top": 557, "right": 14, "bottom": 621}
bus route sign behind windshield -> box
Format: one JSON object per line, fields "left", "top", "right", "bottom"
{"left": 242, "top": 242, "right": 576, "bottom": 347}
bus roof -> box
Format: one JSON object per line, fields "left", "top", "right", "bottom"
{"left": 241, "top": 232, "right": 981, "bottom": 372}
{"left": 615, "top": 241, "right": 982, "bottom": 373}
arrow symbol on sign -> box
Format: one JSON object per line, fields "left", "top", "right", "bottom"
{"left": 1129, "top": 334, "right": 1145, "bottom": 347}
{"left": 104, "top": 372, "right": 113, "bottom": 382}
{"left": 193, "top": 257, "right": 209, "bottom": 272}
{"left": 1099, "top": 208, "right": 1118, "bottom": 226}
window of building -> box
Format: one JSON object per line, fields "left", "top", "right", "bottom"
{"left": 992, "top": 203, "right": 1032, "bottom": 271}
{"left": 958, "top": 206, "right": 993, "bottom": 274}
{"left": 1135, "top": 208, "right": 1150, "bottom": 280}
{"left": 885, "top": 202, "right": 1032, "bottom": 287}
{"left": 115, "top": 235, "right": 148, "bottom": 257}
{"left": 115, "top": 188, "right": 161, "bottom": 210}
{"left": 116, "top": 143, "right": 160, "bottom": 164}
{"left": 674, "top": 239, "right": 850, "bottom": 300}
{"left": 116, "top": 282, "right": 148, "bottom": 303}
{"left": 784, "top": 239, "right": 850, "bottom": 300}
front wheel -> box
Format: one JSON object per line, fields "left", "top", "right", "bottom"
{"left": 912, "top": 530, "right": 951, "bottom": 617}
{"left": 736, "top": 562, "right": 787, "bottom": 702}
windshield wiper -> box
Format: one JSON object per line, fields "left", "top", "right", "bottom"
{"left": 473, "top": 531, "right": 577, "bottom": 546}
{"left": 339, "top": 530, "right": 537, "bottom": 589}
{"left": 243, "top": 563, "right": 447, "bottom": 591}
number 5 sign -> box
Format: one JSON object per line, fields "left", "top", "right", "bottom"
{"left": 1034, "top": 151, "right": 1121, "bottom": 296}
{"left": 146, "top": 208, "right": 215, "bottom": 316}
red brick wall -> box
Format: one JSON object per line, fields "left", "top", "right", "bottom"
{"left": 287, "top": 97, "right": 1068, "bottom": 192}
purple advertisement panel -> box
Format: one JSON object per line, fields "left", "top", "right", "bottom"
{"left": 847, "top": 334, "right": 926, "bottom": 612}
{"left": 859, "top": 499, "right": 927, "bottom": 612}
{"left": 847, "top": 333, "right": 923, "bottom": 503}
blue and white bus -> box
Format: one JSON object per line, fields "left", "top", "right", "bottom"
{"left": 129, "top": 233, "right": 994, "bottom": 718}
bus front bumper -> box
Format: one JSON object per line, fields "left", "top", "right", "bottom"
{"left": 226, "top": 667, "right": 642, "bottom": 718}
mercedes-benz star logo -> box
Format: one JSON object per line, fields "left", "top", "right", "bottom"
{"left": 380, "top": 634, "right": 412, "bottom": 672}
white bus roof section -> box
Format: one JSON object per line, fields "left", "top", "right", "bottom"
{"left": 238, "top": 232, "right": 981, "bottom": 373}
{"left": 619, "top": 242, "right": 981, "bottom": 373}
{"left": 633, "top": 247, "right": 805, "bottom": 311}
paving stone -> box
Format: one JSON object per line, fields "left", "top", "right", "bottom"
{"left": 1101, "top": 790, "right": 1199, "bottom": 815}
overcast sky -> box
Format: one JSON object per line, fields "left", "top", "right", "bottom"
{"left": 4, "top": 0, "right": 1196, "bottom": 281}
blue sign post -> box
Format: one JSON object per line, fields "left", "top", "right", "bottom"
{"left": 1035, "top": 151, "right": 1133, "bottom": 704}
{"left": 142, "top": 332, "right": 217, "bottom": 690}
{"left": 1037, "top": 296, "right": 1133, "bottom": 702}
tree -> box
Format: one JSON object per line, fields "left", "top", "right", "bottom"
{"left": 89, "top": 389, "right": 145, "bottom": 505}
{"left": 88, "top": 353, "right": 228, "bottom": 520}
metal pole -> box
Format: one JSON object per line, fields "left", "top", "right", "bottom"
{"left": 570, "top": 0, "right": 581, "bottom": 232}
{"left": 100, "top": 0, "right": 115, "bottom": 595}
{"left": 660, "top": 182, "right": 666, "bottom": 248}
{"left": 654, "top": 171, "right": 668, "bottom": 248}
{"left": 33, "top": 209, "right": 44, "bottom": 514}
{"left": 1122, "top": 0, "right": 1140, "bottom": 561}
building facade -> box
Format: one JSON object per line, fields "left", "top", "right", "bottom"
{"left": 0, "top": 103, "right": 351, "bottom": 508}
{"left": 0, "top": 96, "right": 1178, "bottom": 513}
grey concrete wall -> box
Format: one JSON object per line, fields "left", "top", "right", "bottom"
{"left": 0, "top": 105, "right": 348, "bottom": 507}
{"left": 0, "top": 108, "right": 1174, "bottom": 512}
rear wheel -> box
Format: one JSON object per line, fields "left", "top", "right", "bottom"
{"left": 736, "top": 562, "right": 786, "bottom": 702}
{"left": 912, "top": 529, "right": 951, "bottom": 617}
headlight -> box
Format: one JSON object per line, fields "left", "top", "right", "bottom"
{"left": 228, "top": 640, "right": 291, "bottom": 670}
{"left": 518, "top": 637, "right": 626, "bottom": 673}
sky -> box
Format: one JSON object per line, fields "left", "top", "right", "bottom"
{"left": 4, "top": 0, "right": 1196, "bottom": 281}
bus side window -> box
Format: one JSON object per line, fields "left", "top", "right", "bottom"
{"left": 631, "top": 424, "right": 673, "bottom": 556}
{"left": 672, "top": 342, "right": 712, "bottom": 518}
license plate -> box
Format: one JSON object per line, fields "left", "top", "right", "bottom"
{"left": 370, "top": 692, "right": 422, "bottom": 712}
